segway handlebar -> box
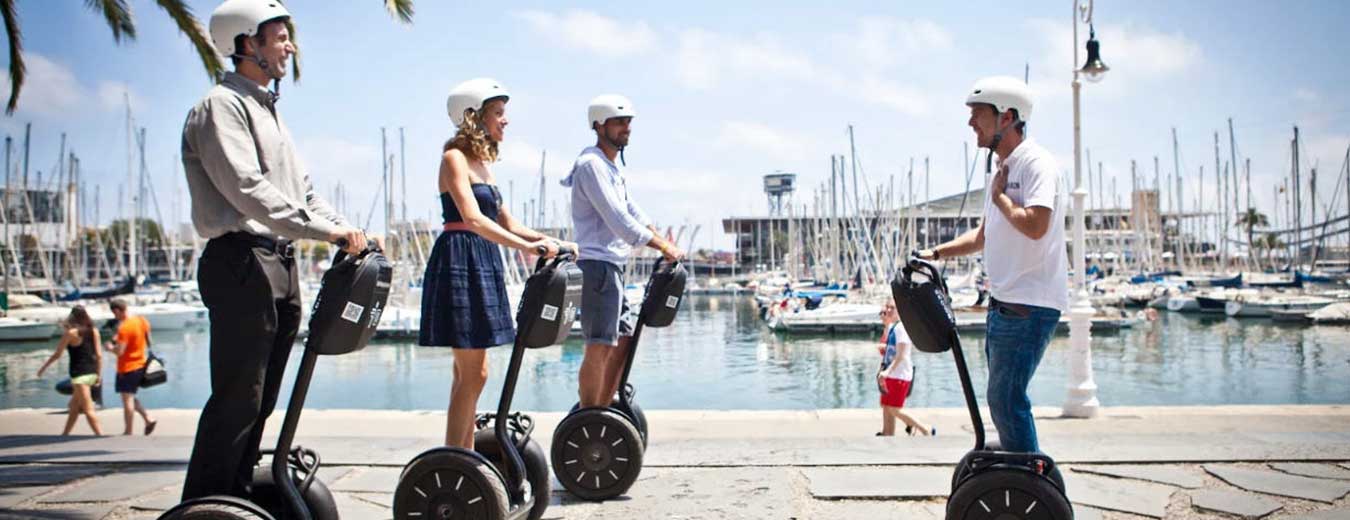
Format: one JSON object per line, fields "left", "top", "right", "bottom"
{"left": 903, "top": 251, "right": 949, "bottom": 296}
{"left": 532, "top": 244, "right": 578, "bottom": 272}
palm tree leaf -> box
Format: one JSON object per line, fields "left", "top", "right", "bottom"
{"left": 2, "top": 0, "right": 23, "bottom": 114}
{"left": 84, "top": 0, "right": 137, "bottom": 43}
{"left": 153, "top": 0, "right": 223, "bottom": 83}
{"left": 285, "top": 18, "right": 301, "bottom": 83}
{"left": 385, "top": 0, "right": 414, "bottom": 24}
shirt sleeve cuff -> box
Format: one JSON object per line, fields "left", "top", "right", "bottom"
{"left": 303, "top": 219, "right": 342, "bottom": 243}
{"left": 631, "top": 228, "right": 654, "bottom": 248}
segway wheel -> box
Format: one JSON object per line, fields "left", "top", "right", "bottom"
{"left": 247, "top": 463, "right": 338, "bottom": 520}
{"left": 551, "top": 409, "right": 643, "bottom": 501}
{"left": 394, "top": 448, "right": 509, "bottom": 520}
{"left": 946, "top": 469, "right": 1073, "bottom": 520}
{"left": 157, "top": 496, "right": 271, "bottom": 520}
{"left": 474, "top": 429, "right": 552, "bottom": 520}
{"left": 568, "top": 397, "right": 648, "bottom": 448}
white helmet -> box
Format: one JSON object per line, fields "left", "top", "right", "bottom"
{"left": 588, "top": 94, "right": 636, "bottom": 130}
{"left": 447, "top": 78, "right": 510, "bottom": 127}
{"left": 965, "top": 76, "right": 1033, "bottom": 122}
{"left": 209, "top": 0, "right": 291, "bottom": 58}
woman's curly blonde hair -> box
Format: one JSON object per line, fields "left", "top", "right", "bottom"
{"left": 444, "top": 105, "right": 499, "bottom": 163}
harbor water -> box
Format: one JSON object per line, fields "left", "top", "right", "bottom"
{"left": 2, "top": 295, "right": 1348, "bottom": 411}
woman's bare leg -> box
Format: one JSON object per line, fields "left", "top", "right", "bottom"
{"left": 447, "top": 349, "right": 488, "bottom": 449}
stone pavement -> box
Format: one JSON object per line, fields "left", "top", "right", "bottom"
{"left": 0, "top": 405, "right": 1347, "bottom": 519}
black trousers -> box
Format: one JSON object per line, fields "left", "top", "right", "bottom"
{"left": 182, "top": 235, "right": 300, "bottom": 500}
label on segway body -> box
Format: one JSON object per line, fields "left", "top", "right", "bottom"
{"left": 367, "top": 301, "right": 384, "bottom": 329}
{"left": 341, "top": 302, "right": 364, "bottom": 323}
{"left": 665, "top": 295, "right": 680, "bottom": 308}
{"left": 541, "top": 304, "right": 559, "bottom": 321}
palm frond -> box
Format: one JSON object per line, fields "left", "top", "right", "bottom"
{"left": 385, "top": 0, "right": 414, "bottom": 24}
{"left": 154, "top": 0, "right": 223, "bottom": 83}
{"left": 2, "top": 0, "right": 23, "bottom": 114}
{"left": 285, "top": 19, "right": 301, "bottom": 83}
{"left": 84, "top": 0, "right": 137, "bottom": 43}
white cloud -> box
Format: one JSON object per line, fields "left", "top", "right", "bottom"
{"left": 96, "top": 81, "right": 143, "bottom": 113}
{"left": 715, "top": 121, "right": 810, "bottom": 160}
{"left": 674, "top": 28, "right": 928, "bottom": 115}
{"left": 853, "top": 77, "right": 930, "bottom": 116}
{"left": 298, "top": 136, "right": 380, "bottom": 185}
{"left": 512, "top": 9, "right": 657, "bottom": 58}
{"left": 1294, "top": 88, "right": 1319, "bottom": 103}
{"left": 1027, "top": 19, "right": 1203, "bottom": 100}
{"left": 847, "top": 16, "right": 953, "bottom": 70}
{"left": 675, "top": 29, "right": 816, "bottom": 90}
{"left": 496, "top": 139, "right": 574, "bottom": 179}
{"left": 0, "top": 53, "right": 84, "bottom": 118}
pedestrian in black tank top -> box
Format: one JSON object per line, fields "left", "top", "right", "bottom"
{"left": 37, "top": 306, "right": 105, "bottom": 436}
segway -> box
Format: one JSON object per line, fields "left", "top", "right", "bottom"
{"left": 160, "top": 241, "right": 393, "bottom": 520}
{"left": 891, "top": 256, "right": 1073, "bottom": 520}
{"left": 393, "top": 247, "right": 582, "bottom": 520}
{"left": 550, "top": 258, "right": 686, "bottom": 501}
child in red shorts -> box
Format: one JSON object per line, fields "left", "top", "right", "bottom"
{"left": 877, "top": 300, "right": 933, "bottom": 437}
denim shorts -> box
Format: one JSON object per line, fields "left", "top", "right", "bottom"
{"left": 578, "top": 260, "right": 636, "bottom": 346}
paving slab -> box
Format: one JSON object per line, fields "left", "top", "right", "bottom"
{"left": 0, "top": 502, "right": 115, "bottom": 519}
{"left": 1270, "top": 462, "right": 1350, "bottom": 481}
{"left": 39, "top": 467, "right": 183, "bottom": 503}
{"left": 567, "top": 467, "right": 798, "bottom": 519}
{"left": 802, "top": 466, "right": 952, "bottom": 498}
{"left": 1189, "top": 488, "right": 1282, "bottom": 518}
{"left": 334, "top": 492, "right": 391, "bottom": 520}
{"left": 128, "top": 485, "right": 182, "bottom": 511}
{"left": 0, "top": 484, "right": 53, "bottom": 509}
{"left": 1062, "top": 471, "right": 1175, "bottom": 518}
{"left": 0, "top": 464, "right": 112, "bottom": 487}
{"left": 329, "top": 466, "right": 401, "bottom": 493}
{"left": 1204, "top": 464, "right": 1350, "bottom": 503}
{"left": 344, "top": 492, "right": 393, "bottom": 509}
{"left": 1069, "top": 464, "right": 1205, "bottom": 489}
{"left": 1071, "top": 506, "right": 1106, "bottom": 520}
{"left": 0, "top": 435, "right": 430, "bottom": 466}
{"left": 805, "top": 499, "right": 946, "bottom": 519}
{"left": 1284, "top": 507, "right": 1350, "bottom": 520}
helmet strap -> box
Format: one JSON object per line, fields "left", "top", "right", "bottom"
{"left": 597, "top": 123, "right": 627, "bottom": 166}
{"left": 985, "top": 110, "right": 1016, "bottom": 173}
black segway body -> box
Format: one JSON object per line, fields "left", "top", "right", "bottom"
{"left": 306, "top": 246, "right": 394, "bottom": 355}
{"left": 892, "top": 258, "right": 1072, "bottom": 520}
{"left": 160, "top": 244, "right": 392, "bottom": 520}
{"left": 394, "top": 250, "right": 580, "bottom": 520}
{"left": 552, "top": 258, "right": 685, "bottom": 502}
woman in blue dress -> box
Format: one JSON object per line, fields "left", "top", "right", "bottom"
{"left": 421, "top": 78, "right": 575, "bottom": 449}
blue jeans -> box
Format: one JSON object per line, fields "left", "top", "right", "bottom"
{"left": 984, "top": 300, "right": 1060, "bottom": 453}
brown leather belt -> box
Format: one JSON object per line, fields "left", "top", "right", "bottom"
{"left": 443, "top": 222, "right": 472, "bottom": 232}
{"left": 989, "top": 297, "right": 1031, "bottom": 318}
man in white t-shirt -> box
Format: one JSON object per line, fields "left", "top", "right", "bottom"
{"left": 918, "top": 76, "right": 1068, "bottom": 454}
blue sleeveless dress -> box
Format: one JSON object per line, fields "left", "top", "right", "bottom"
{"left": 418, "top": 185, "right": 515, "bottom": 348}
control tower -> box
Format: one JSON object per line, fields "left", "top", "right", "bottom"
{"left": 764, "top": 172, "right": 796, "bottom": 216}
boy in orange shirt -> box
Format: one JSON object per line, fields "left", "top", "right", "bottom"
{"left": 105, "top": 299, "right": 157, "bottom": 435}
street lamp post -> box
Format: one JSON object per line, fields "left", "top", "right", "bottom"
{"left": 1064, "top": 0, "right": 1108, "bottom": 418}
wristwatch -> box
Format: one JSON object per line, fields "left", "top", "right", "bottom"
{"left": 931, "top": 248, "right": 941, "bottom": 260}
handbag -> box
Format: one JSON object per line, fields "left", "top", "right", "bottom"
{"left": 139, "top": 350, "right": 167, "bottom": 388}
{"left": 138, "top": 319, "right": 167, "bottom": 388}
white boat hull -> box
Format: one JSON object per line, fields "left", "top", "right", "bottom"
{"left": 0, "top": 318, "right": 59, "bottom": 340}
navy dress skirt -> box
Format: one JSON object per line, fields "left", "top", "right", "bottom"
{"left": 419, "top": 184, "right": 516, "bottom": 348}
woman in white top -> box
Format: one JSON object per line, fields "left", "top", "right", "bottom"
{"left": 877, "top": 301, "right": 933, "bottom": 437}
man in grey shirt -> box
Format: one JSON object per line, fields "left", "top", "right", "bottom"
{"left": 560, "top": 94, "right": 682, "bottom": 408}
{"left": 181, "top": 0, "right": 365, "bottom": 500}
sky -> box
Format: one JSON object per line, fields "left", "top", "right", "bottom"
{"left": 4, "top": 0, "right": 1349, "bottom": 251}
